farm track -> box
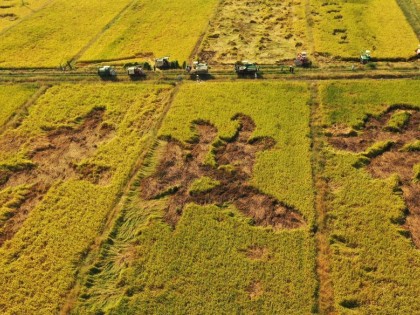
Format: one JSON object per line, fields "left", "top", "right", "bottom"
{"left": 309, "top": 83, "right": 337, "bottom": 315}
{"left": 0, "top": 66, "right": 419, "bottom": 84}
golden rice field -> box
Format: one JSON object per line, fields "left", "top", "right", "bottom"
{"left": 309, "top": 0, "right": 418, "bottom": 59}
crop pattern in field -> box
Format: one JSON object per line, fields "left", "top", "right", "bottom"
{"left": 72, "top": 81, "right": 317, "bottom": 314}
{"left": 198, "top": 0, "right": 308, "bottom": 64}
{"left": 320, "top": 80, "right": 420, "bottom": 314}
{"left": 0, "top": 83, "right": 172, "bottom": 314}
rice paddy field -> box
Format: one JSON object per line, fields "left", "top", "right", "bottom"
{"left": 0, "top": 0, "right": 420, "bottom": 314}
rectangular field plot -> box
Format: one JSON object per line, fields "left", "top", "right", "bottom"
{"left": 198, "top": 0, "right": 308, "bottom": 64}
{"left": 320, "top": 80, "right": 420, "bottom": 314}
{"left": 0, "top": 0, "right": 133, "bottom": 68}
{"left": 73, "top": 82, "right": 317, "bottom": 314}
{"left": 0, "top": 83, "right": 172, "bottom": 314}
{"left": 0, "top": 84, "right": 38, "bottom": 127}
{"left": 310, "top": 0, "right": 418, "bottom": 59}
{"left": 79, "top": 0, "right": 220, "bottom": 64}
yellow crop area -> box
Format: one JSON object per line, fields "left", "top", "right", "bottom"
{"left": 310, "top": 0, "right": 418, "bottom": 59}
{"left": 198, "top": 0, "right": 308, "bottom": 64}
{"left": 0, "top": 0, "right": 52, "bottom": 32}
{"left": 0, "top": 0, "right": 133, "bottom": 68}
{"left": 72, "top": 82, "right": 317, "bottom": 314}
{"left": 0, "top": 83, "right": 172, "bottom": 314}
{"left": 0, "top": 84, "right": 38, "bottom": 127}
{"left": 80, "top": 0, "right": 220, "bottom": 64}
{"left": 320, "top": 80, "right": 420, "bottom": 313}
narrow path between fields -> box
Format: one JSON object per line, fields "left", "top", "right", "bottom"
{"left": 59, "top": 83, "right": 180, "bottom": 314}
{"left": 309, "top": 82, "right": 337, "bottom": 315}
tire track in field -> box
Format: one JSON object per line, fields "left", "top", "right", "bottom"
{"left": 309, "top": 82, "right": 337, "bottom": 315}
{"left": 59, "top": 84, "right": 180, "bottom": 314}
{"left": 70, "top": 0, "right": 138, "bottom": 64}
{"left": 0, "top": 84, "right": 50, "bottom": 136}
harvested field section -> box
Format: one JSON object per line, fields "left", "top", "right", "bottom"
{"left": 199, "top": 0, "right": 307, "bottom": 64}
{"left": 0, "top": 0, "right": 133, "bottom": 68}
{"left": 79, "top": 0, "right": 220, "bottom": 63}
{"left": 0, "top": 84, "right": 38, "bottom": 127}
{"left": 73, "top": 81, "right": 316, "bottom": 314}
{"left": 0, "top": 83, "right": 172, "bottom": 314}
{"left": 321, "top": 80, "right": 420, "bottom": 314}
{"left": 309, "top": 0, "right": 418, "bottom": 59}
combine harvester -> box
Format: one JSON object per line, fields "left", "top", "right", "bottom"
{"left": 98, "top": 66, "right": 117, "bottom": 78}
{"left": 235, "top": 60, "right": 259, "bottom": 77}
{"left": 127, "top": 65, "right": 145, "bottom": 78}
{"left": 154, "top": 57, "right": 170, "bottom": 70}
{"left": 294, "top": 52, "right": 312, "bottom": 67}
{"left": 360, "top": 50, "right": 371, "bottom": 64}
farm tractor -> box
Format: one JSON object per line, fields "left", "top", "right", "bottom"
{"left": 98, "top": 66, "right": 117, "bottom": 77}
{"left": 154, "top": 57, "right": 170, "bottom": 70}
{"left": 294, "top": 51, "right": 312, "bottom": 67}
{"left": 360, "top": 50, "right": 371, "bottom": 64}
{"left": 235, "top": 61, "right": 259, "bottom": 76}
{"left": 127, "top": 65, "right": 145, "bottom": 77}
{"left": 187, "top": 61, "right": 209, "bottom": 75}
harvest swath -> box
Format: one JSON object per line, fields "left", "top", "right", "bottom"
{"left": 310, "top": 0, "right": 418, "bottom": 59}
{"left": 0, "top": 83, "right": 172, "bottom": 314}
{"left": 72, "top": 82, "right": 317, "bottom": 314}
{"left": 320, "top": 80, "right": 420, "bottom": 313}
{"left": 79, "top": 0, "right": 220, "bottom": 64}
{"left": 0, "top": 0, "right": 133, "bottom": 68}
{"left": 0, "top": 84, "right": 38, "bottom": 127}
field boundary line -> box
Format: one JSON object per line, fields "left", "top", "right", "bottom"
{"left": 188, "top": 0, "right": 223, "bottom": 62}
{"left": 60, "top": 83, "right": 180, "bottom": 314}
{"left": 396, "top": 0, "right": 420, "bottom": 40}
{"left": 0, "top": 0, "right": 56, "bottom": 37}
{"left": 309, "top": 82, "right": 337, "bottom": 315}
{"left": 0, "top": 84, "right": 50, "bottom": 136}
{"left": 70, "top": 0, "right": 138, "bottom": 64}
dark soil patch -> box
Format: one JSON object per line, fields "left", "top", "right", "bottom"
{"left": 141, "top": 114, "right": 305, "bottom": 230}
{"left": 0, "top": 108, "right": 114, "bottom": 246}
{"left": 328, "top": 108, "right": 420, "bottom": 248}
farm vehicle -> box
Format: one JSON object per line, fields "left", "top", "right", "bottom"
{"left": 415, "top": 45, "right": 420, "bottom": 58}
{"left": 294, "top": 52, "right": 312, "bottom": 67}
{"left": 154, "top": 57, "right": 170, "bottom": 70}
{"left": 187, "top": 61, "right": 209, "bottom": 75}
{"left": 360, "top": 50, "right": 371, "bottom": 64}
{"left": 127, "top": 65, "right": 145, "bottom": 77}
{"left": 98, "top": 66, "right": 117, "bottom": 77}
{"left": 235, "top": 61, "right": 259, "bottom": 76}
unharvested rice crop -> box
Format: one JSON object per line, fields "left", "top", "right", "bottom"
{"left": 0, "top": 84, "right": 38, "bottom": 127}
{"left": 0, "top": 0, "right": 133, "bottom": 68}
{"left": 0, "top": 83, "right": 172, "bottom": 314}
{"left": 309, "top": 0, "right": 418, "bottom": 59}
{"left": 79, "top": 0, "right": 220, "bottom": 64}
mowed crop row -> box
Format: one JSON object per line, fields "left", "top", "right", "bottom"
{"left": 72, "top": 82, "right": 317, "bottom": 314}
{"left": 0, "top": 84, "right": 38, "bottom": 127}
{"left": 320, "top": 80, "right": 420, "bottom": 313}
{"left": 0, "top": 0, "right": 134, "bottom": 68}
{"left": 0, "top": 83, "right": 173, "bottom": 314}
{"left": 309, "top": 0, "right": 418, "bottom": 59}
{"left": 79, "top": 0, "right": 220, "bottom": 64}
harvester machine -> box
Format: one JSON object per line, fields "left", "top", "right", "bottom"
{"left": 154, "top": 57, "right": 170, "bottom": 70}
{"left": 188, "top": 61, "right": 209, "bottom": 75}
{"left": 294, "top": 51, "right": 312, "bottom": 67}
{"left": 98, "top": 66, "right": 117, "bottom": 77}
{"left": 127, "top": 66, "right": 145, "bottom": 77}
{"left": 360, "top": 50, "right": 371, "bottom": 64}
{"left": 415, "top": 45, "right": 420, "bottom": 58}
{"left": 235, "top": 61, "right": 259, "bottom": 75}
